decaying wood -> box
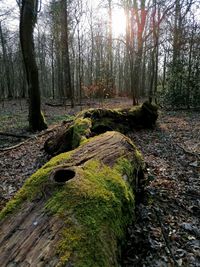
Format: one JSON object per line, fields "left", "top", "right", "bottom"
{"left": 44, "top": 101, "right": 158, "bottom": 155}
{"left": 0, "top": 131, "right": 144, "bottom": 267}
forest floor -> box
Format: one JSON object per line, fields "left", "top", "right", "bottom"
{"left": 0, "top": 98, "right": 200, "bottom": 267}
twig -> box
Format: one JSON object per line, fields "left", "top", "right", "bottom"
{"left": 153, "top": 207, "right": 179, "bottom": 267}
{"left": 0, "top": 122, "right": 73, "bottom": 153}
{"left": 0, "top": 138, "right": 33, "bottom": 152}
{"left": 45, "top": 102, "right": 66, "bottom": 107}
{"left": 176, "top": 143, "right": 200, "bottom": 158}
{"left": 0, "top": 132, "right": 32, "bottom": 139}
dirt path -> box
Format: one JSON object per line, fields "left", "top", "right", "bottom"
{"left": 0, "top": 101, "right": 199, "bottom": 266}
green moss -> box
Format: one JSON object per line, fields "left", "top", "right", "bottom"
{"left": 43, "top": 151, "right": 72, "bottom": 169}
{"left": 0, "top": 132, "right": 143, "bottom": 266}
{"left": 115, "top": 158, "right": 134, "bottom": 183}
{"left": 114, "top": 150, "right": 144, "bottom": 189}
{"left": 0, "top": 150, "right": 73, "bottom": 220}
{"left": 44, "top": 159, "right": 134, "bottom": 267}
{"left": 48, "top": 114, "right": 74, "bottom": 124}
{"left": 0, "top": 168, "right": 51, "bottom": 218}
{"left": 79, "top": 106, "right": 149, "bottom": 134}
{"left": 0, "top": 167, "right": 51, "bottom": 219}
{"left": 71, "top": 117, "right": 92, "bottom": 148}
{"left": 134, "top": 149, "right": 145, "bottom": 166}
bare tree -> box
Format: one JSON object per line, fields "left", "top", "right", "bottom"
{"left": 20, "top": 0, "right": 47, "bottom": 131}
{"left": 0, "top": 21, "right": 12, "bottom": 98}
{"left": 61, "top": 0, "right": 74, "bottom": 107}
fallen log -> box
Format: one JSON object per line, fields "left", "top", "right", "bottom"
{"left": 0, "top": 131, "right": 145, "bottom": 267}
{"left": 44, "top": 101, "right": 158, "bottom": 155}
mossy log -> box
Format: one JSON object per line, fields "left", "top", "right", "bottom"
{"left": 0, "top": 131, "right": 145, "bottom": 267}
{"left": 44, "top": 101, "right": 158, "bottom": 155}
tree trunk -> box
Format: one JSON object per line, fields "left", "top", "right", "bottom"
{"left": 20, "top": 0, "right": 47, "bottom": 131}
{"left": 51, "top": 38, "right": 55, "bottom": 99}
{"left": 0, "top": 131, "right": 145, "bottom": 267}
{"left": 107, "top": 0, "right": 114, "bottom": 94}
{"left": 61, "top": 0, "right": 74, "bottom": 108}
{"left": 0, "top": 21, "right": 12, "bottom": 98}
{"left": 162, "top": 52, "right": 167, "bottom": 91}
{"left": 149, "top": 47, "right": 155, "bottom": 104}
{"left": 186, "top": 26, "right": 194, "bottom": 109}
{"left": 44, "top": 102, "right": 158, "bottom": 155}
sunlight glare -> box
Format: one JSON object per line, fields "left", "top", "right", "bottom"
{"left": 112, "top": 8, "right": 126, "bottom": 37}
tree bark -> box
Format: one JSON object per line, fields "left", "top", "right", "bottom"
{"left": 61, "top": 0, "right": 74, "bottom": 108}
{"left": 20, "top": 0, "right": 47, "bottom": 131}
{"left": 44, "top": 102, "right": 158, "bottom": 155}
{"left": 0, "top": 131, "right": 145, "bottom": 267}
{"left": 0, "top": 21, "right": 12, "bottom": 98}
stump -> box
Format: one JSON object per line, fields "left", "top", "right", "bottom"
{"left": 0, "top": 131, "right": 145, "bottom": 267}
{"left": 44, "top": 101, "right": 158, "bottom": 155}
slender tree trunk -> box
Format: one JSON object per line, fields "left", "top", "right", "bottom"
{"left": 90, "top": 22, "right": 94, "bottom": 85}
{"left": 186, "top": 29, "right": 193, "bottom": 109}
{"left": 0, "top": 21, "right": 12, "bottom": 98}
{"left": 149, "top": 1, "right": 160, "bottom": 104}
{"left": 130, "top": 6, "right": 137, "bottom": 105}
{"left": 154, "top": 44, "right": 159, "bottom": 104}
{"left": 149, "top": 47, "right": 155, "bottom": 104}
{"left": 20, "top": 0, "right": 47, "bottom": 131}
{"left": 77, "top": 23, "right": 82, "bottom": 105}
{"left": 61, "top": 0, "right": 74, "bottom": 108}
{"left": 162, "top": 53, "right": 167, "bottom": 91}
{"left": 108, "top": 0, "right": 114, "bottom": 93}
{"left": 125, "top": 4, "right": 131, "bottom": 95}
{"left": 56, "top": 49, "right": 64, "bottom": 99}
{"left": 140, "top": 47, "right": 146, "bottom": 97}
{"left": 51, "top": 38, "right": 55, "bottom": 99}
{"left": 0, "top": 54, "right": 5, "bottom": 99}
{"left": 154, "top": 5, "right": 160, "bottom": 104}
{"left": 130, "top": 53, "right": 137, "bottom": 105}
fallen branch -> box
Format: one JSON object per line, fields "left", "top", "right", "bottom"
{"left": 0, "top": 138, "right": 33, "bottom": 152}
{"left": 176, "top": 143, "right": 200, "bottom": 159}
{"left": 154, "top": 207, "right": 179, "bottom": 267}
{"left": 0, "top": 132, "right": 32, "bottom": 139}
{"left": 0, "top": 123, "right": 71, "bottom": 153}
{"left": 45, "top": 102, "right": 96, "bottom": 107}
{"left": 45, "top": 102, "right": 65, "bottom": 107}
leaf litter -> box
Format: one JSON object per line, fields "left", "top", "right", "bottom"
{"left": 124, "top": 110, "right": 200, "bottom": 267}
{"left": 0, "top": 100, "right": 200, "bottom": 266}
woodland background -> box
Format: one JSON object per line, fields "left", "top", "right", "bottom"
{"left": 0, "top": 0, "right": 199, "bottom": 110}
{"left": 0, "top": 1, "right": 200, "bottom": 266}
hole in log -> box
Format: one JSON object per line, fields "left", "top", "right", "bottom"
{"left": 92, "top": 125, "right": 113, "bottom": 134}
{"left": 52, "top": 168, "right": 75, "bottom": 184}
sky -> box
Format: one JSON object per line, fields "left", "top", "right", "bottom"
{"left": 2, "top": 0, "right": 199, "bottom": 36}
{"left": 0, "top": 0, "right": 20, "bottom": 30}
{"left": 1, "top": 0, "right": 126, "bottom": 36}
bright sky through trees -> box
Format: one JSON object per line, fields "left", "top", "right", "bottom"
{"left": 1, "top": 0, "right": 126, "bottom": 36}
{"left": 1, "top": 0, "right": 19, "bottom": 30}
{"left": 112, "top": 8, "right": 126, "bottom": 36}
